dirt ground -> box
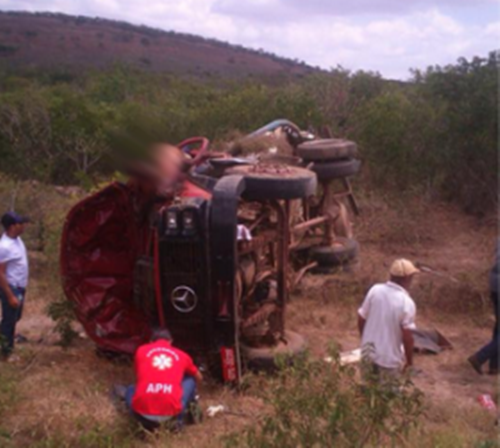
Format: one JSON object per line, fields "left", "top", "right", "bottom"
{"left": 1, "top": 195, "right": 499, "bottom": 447}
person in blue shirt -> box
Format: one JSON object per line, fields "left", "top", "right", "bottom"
{"left": 468, "top": 241, "right": 499, "bottom": 375}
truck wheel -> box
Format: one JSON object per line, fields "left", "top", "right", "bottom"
{"left": 310, "top": 237, "right": 359, "bottom": 266}
{"left": 227, "top": 165, "right": 317, "bottom": 200}
{"left": 297, "top": 139, "right": 358, "bottom": 161}
{"left": 241, "top": 330, "right": 307, "bottom": 371}
{"left": 311, "top": 159, "right": 361, "bottom": 182}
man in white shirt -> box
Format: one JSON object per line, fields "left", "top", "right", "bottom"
{"left": 0, "top": 211, "right": 30, "bottom": 359}
{"left": 357, "top": 259, "right": 419, "bottom": 382}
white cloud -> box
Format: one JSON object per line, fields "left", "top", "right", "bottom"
{"left": 0, "top": 0, "right": 498, "bottom": 79}
{"left": 214, "top": 0, "right": 499, "bottom": 21}
{"left": 485, "top": 21, "right": 500, "bottom": 37}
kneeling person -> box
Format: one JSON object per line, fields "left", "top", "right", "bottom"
{"left": 358, "top": 259, "right": 419, "bottom": 384}
{"left": 126, "top": 328, "right": 203, "bottom": 430}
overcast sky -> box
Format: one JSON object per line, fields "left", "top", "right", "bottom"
{"left": 0, "top": 0, "right": 499, "bottom": 79}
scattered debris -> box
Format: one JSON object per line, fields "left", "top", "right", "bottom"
{"left": 412, "top": 328, "right": 453, "bottom": 354}
{"left": 324, "top": 348, "right": 362, "bottom": 366}
{"left": 206, "top": 405, "right": 253, "bottom": 419}
{"left": 207, "top": 405, "right": 226, "bottom": 418}
{"left": 478, "top": 394, "right": 497, "bottom": 411}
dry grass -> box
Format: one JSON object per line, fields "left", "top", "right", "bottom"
{"left": 413, "top": 401, "right": 498, "bottom": 447}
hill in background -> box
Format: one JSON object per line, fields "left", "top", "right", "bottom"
{"left": 0, "top": 11, "right": 318, "bottom": 80}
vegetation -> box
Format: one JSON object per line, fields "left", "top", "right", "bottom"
{"left": 0, "top": 11, "right": 315, "bottom": 75}
{"left": 0, "top": 17, "right": 496, "bottom": 445}
{"left": 0, "top": 51, "right": 496, "bottom": 214}
{"left": 226, "top": 351, "right": 425, "bottom": 447}
{"left": 0, "top": 365, "right": 17, "bottom": 445}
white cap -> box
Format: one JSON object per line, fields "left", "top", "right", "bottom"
{"left": 389, "top": 259, "right": 420, "bottom": 277}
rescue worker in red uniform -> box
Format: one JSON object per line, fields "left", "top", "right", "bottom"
{"left": 125, "top": 328, "right": 203, "bottom": 430}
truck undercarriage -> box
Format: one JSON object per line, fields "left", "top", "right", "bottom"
{"left": 60, "top": 120, "right": 361, "bottom": 383}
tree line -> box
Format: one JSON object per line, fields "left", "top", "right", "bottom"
{"left": 0, "top": 51, "right": 497, "bottom": 214}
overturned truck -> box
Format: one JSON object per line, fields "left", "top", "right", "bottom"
{"left": 60, "top": 120, "right": 361, "bottom": 383}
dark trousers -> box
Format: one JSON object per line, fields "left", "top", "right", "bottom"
{"left": 475, "top": 292, "right": 499, "bottom": 371}
{"left": 0, "top": 285, "right": 25, "bottom": 356}
{"left": 0, "top": 286, "right": 25, "bottom": 356}
{"left": 125, "top": 376, "right": 197, "bottom": 431}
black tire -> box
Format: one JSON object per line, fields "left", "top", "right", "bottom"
{"left": 297, "top": 139, "right": 358, "bottom": 161}
{"left": 310, "top": 238, "right": 359, "bottom": 266}
{"left": 227, "top": 165, "right": 317, "bottom": 200}
{"left": 241, "top": 330, "right": 307, "bottom": 371}
{"left": 311, "top": 159, "right": 361, "bottom": 182}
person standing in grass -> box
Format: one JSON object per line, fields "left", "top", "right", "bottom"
{"left": 468, "top": 242, "right": 499, "bottom": 375}
{"left": 358, "top": 259, "right": 420, "bottom": 383}
{"left": 0, "top": 211, "right": 30, "bottom": 361}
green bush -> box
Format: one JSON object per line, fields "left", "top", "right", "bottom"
{"left": 354, "top": 88, "right": 445, "bottom": 191}
{"left": 417, "top": 53, "right": 498, "bottom": 214}
{"left": 226, "top": 350, "right": 424, "bottom": 447}
{"left": 355, "top": 52, "right": 498, "bottom": 214}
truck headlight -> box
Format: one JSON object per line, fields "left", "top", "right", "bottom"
{"left": 166, "top": 211, "right": 178, "bottom": 231}
{"left": 182, "top": 210, "right": 195, "bottom": 233}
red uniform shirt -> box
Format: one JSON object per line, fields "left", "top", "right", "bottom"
{"left": 131, "top": 340, "right": 198, "bottom": 416}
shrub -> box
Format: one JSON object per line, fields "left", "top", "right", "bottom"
{"left": 46, "top": 299, "right": 78, "bottom": 347}
{"left": 418, "top": 52, "right": 498, "bottom": 214}
{"left": 354, "top": 88, "right": 445, "bottom": 192}
{"left": 226, "top": 349, "right": 424, "bottom": 447}
{"left": 352, "top": 52, "right": 498, "bottom": 214}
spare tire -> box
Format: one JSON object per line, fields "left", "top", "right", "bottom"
{"left": 241, "top": 330, "right": 307, "bottom": 371}
{"left": 310, "top": 237, "right": 359, "bottom": 266}
{"left": 227, "top": 165, "right": 317, "bottom": 200}
{"left": 297, "top": 139, "right": 358, "bottom": 161}
{"left": 311, "top": 159, "right": 361, "bottom": 182}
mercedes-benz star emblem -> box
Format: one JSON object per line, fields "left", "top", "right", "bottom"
{"left": 171, "top": 286, "right": 198, "bottom": 313}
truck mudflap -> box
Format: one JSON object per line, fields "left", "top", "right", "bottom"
{"left": 220, "top": 346, "right": 238, "bottom": 382}
{"left": 210, "top": 175, "right": 246, "bottom": 384}
{"left": 60, "top": 182, "right": 151, "bottom": 354}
